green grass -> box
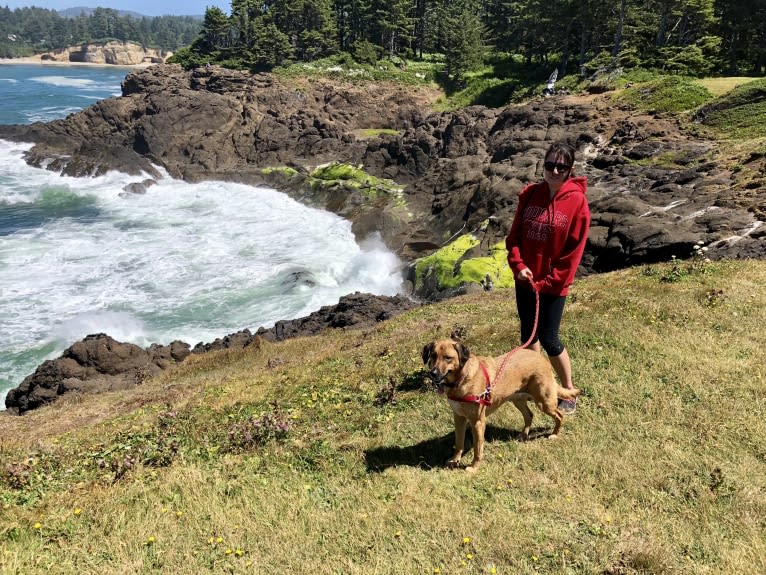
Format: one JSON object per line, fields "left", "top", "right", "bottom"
{"left": 694, "top": 77, "right": 758, "bottom": 97}
{"left": 357, "top": 128, "right": 400, "bottom": 137}
{"left": 612, "top": 75, "right": 714, "bottom": 114}
{"left": 695, "top": 78, "right": 766, "bottom": 139}
{"left": 275, "top": 55, "right": 439, "bottom": 86}
{"left": 2, "top": 259, "right": 765, "bottom": 574}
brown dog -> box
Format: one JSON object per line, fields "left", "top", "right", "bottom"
{"left": 422, "top": 339, "right": 580, "bottom": 471}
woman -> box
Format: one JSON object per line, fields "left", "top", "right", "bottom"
{"left": 505, "top": 141, "right": 590, "bottom": 414}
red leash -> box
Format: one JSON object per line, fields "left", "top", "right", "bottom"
{"left": 491, "top": 282, "right": 540, "bottom": 387}
{"left": 446, "top": 282, "right": 540, "bottom": 407}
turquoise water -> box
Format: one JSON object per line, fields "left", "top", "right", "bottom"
{"left": 0, "top": 63, "right": 125, "bottom": 124}
{"left": 0, "top": 64, "right": 404, "bottom": 404}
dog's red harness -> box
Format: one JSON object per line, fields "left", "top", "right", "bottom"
{"left": 449, "top": 363, "right": 493, "bottom": 406}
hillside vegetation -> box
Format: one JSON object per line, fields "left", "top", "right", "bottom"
{"left": 1, "top": 258, "right": 764, "bottom": 574}
{"left": 0, "top": 6, "right": 200, "bottom": 57}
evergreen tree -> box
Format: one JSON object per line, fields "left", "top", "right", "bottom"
{"left": 442, "top": 0, "right": 486, "bottom": 83}
{"left": 252, "top": 20, "right": 294, "bottom": 66}
{"left": 200, "top": 6, "right": 232, "bottom": 52}
{"left": 372, "top": 0, "right": 415, "bottom": 58}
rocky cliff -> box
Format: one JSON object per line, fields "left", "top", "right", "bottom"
{"left": 1, "top": 64, "right": 764, "bottom": 412}
{"left": 2, "top": 64, "right": 762, "bottom": 275}
{"left": 38, "top": 41, "right": 169, "bottom": 65}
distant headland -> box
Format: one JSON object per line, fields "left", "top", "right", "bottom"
{"left": 0, "top": 40, "right": 169, "bottom": 67}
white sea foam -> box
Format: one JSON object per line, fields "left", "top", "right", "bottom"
{"left": 31, "top": 75, "right": 98, "bottom": 88}
{"left": 0, "top": 141, "right": 405, "bottom": 401}
{"left": 80, "top": 93, "right": 120, "bottom": 101}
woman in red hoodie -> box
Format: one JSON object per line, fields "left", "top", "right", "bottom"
{"left": 505, "top": 141, "right": 590, "bottom": 414}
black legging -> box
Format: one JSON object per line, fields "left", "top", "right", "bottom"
{"left": 515, "top": 286, "right": 567, "bottom": 357}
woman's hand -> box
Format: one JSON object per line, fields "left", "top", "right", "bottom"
{"left": 517, "top": 268, "right": 534, "bottom": 283}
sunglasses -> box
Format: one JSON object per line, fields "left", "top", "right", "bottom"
{"left": 544, "top": 161, "right": 572, "bottom": 172}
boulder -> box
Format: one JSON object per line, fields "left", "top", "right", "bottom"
{"left": 5, "top": 334, "right": 190, "bottom": 414}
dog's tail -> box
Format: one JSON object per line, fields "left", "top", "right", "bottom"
{"left": 557, "top": 387, "right": 581, "bottom": 400}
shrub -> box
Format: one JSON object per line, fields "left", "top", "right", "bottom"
{"left": 351, "top": 40, "right": 379, "bottom": 66}
{"left": 227, "top": 405, "right": 291, "bottom": 452}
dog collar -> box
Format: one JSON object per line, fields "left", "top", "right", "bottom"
{"left": 449, "top": 363, "right": 492, "bottom": 406}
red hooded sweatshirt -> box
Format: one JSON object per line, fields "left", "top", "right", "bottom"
{"left": 505, "top": 176, "right": 590, "bottom": 296}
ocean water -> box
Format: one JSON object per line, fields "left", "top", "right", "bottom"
{"left": 0, "top": 64, "right": 404, "bottom": 404}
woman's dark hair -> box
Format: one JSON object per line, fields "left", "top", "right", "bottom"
{"left": 544, "top": 141, "right": 575, "bottom": 168}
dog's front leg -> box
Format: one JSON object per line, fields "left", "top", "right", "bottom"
{"left": 466, "top": 413, "right": 486, "bottom": 472}
{"left": 447, "top": 413, "right": 467, "bottom": 467}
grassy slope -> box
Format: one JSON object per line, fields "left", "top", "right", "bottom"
{"left": 1, "top": 259, "right": 765, "bottom": 574}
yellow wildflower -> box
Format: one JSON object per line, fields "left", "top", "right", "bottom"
{"left": 73, "top": 508, "right": 82, "bottom": 516}
{"left": 33, "top": 522, "right": 42, "bottom": 530}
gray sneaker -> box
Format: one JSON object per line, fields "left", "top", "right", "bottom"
{"left": 558, "top": 397, "right": 577, "bottom": 415}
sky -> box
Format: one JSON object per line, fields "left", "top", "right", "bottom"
{"left": 1, "top": 1, "right": 231, "bottom": 17}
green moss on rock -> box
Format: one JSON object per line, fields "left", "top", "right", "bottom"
{"left": 259, "top": 166, "right": 299, "bottom": 176}
{"left": 414, "top": 234, "right": 515, "bottom": 292}
{"left": 309, "top": 162, "right": 404, "bottom": 199}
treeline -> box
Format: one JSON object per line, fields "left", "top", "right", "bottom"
{"left": 0, "top": 6, "right": 201, "bottom": 58}
{"left": 170, "top": 0, "right": 765, "bottom": 79}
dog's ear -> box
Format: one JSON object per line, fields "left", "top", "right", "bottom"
{"left": 421, "top": 342, "right": 435, "bottom": 365}
{"left": 454, "top": 342, "right": 470, "bottom": 366}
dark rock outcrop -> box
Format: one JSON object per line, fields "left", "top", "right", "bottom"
{"left": 5, "top": 294, "right": 417, "bottom": 413}
{"left": 190, "top": 293, "right": 419, "bottom": 353}
{"left": 5, "top": 334, "right": 190, "bottom": 414}
{"left": 2, "top": 64, "right": 764, "bottom": 412}
{"left": 0, "top": 63, "right": 761, "bottom": 281}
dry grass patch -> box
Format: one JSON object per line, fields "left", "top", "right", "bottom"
{"left": 694, "top": 77, "right": 759, "bottom": 97}
{"left": 1, "top": 259, "right": 765, "bottom": 574}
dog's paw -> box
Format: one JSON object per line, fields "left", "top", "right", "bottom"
{"left": 446, "top": 458, "right": 462, "bottom": 469}
{"left": 464, "top": 464, "right": 480, "bottom": 474}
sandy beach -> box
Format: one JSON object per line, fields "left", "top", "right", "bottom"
{"left": 0, "top": 55, "right": 156, "bottom": 68}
